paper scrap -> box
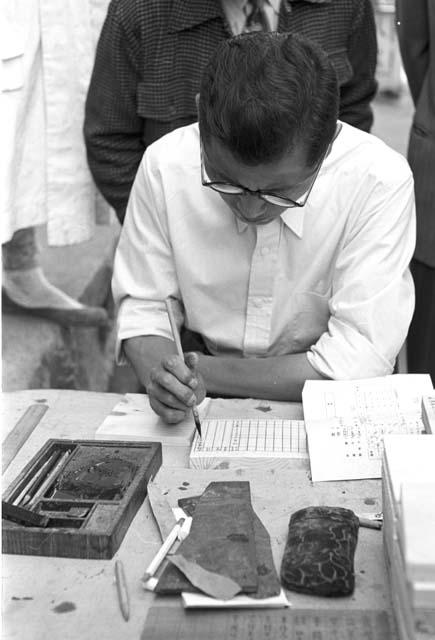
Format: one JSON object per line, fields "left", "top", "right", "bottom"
{"left": 181, "top": 588, "right": 290, "bottom": 609}
{"left": 147, "top": 480, "right": 176, "bottom": 541}
{"left": 178, "top": 494, "right": 281, "bottom": 599}
{"left": 156, "top": 482, "right": 258, "bottom": 595}
{"left": 169, "top": 555, "right": 241, "bottom": 601}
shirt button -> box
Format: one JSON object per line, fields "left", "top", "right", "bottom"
{"left": 261, "top": 247, "right": 270, "bottom": 256}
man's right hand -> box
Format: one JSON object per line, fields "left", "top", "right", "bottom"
{"left": 146, "top": 352, "right": 206, "bottom": 423}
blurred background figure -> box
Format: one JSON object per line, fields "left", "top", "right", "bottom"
{"left": 371, "top": 0, "right": 403, "bottom": 98}
{"left": 1, "top": 0, "right": 111, "bottom": 326}
{"left": 396, "top": 0, "right": 435, "bottom": 384}
{"left": 84, "top": 0, "right": 378, "bottom": 224}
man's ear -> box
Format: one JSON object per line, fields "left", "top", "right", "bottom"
{"left": 195, "top": 93, "right": 200, "bottom": 112}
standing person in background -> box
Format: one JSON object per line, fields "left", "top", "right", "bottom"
{"left": 1, "top": 0, "right": 110, "bottom": 326}
{"left": 396, "top": 0, "right": 435, "bottom": 383}
{"left": 84, "top": 0, "right": 378, "bottom": 224}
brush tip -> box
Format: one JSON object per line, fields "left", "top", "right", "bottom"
{"left": 193, "top": 412, "right": 202, "bottom": 437}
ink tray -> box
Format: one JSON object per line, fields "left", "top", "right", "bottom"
{"left": 2, "top": 439, "right": 162, "bottom": 559}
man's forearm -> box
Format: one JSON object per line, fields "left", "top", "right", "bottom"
{"left": 124, "top": 336, "right": 326, "bottom": 401}
{"left": 197, "top": 352, "right": 326, "bottom": 402}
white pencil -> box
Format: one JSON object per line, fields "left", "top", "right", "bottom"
{"left": 142, "top": 518, "right": 185, "bottom": 582}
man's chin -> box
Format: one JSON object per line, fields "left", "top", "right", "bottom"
{"left": 235, "top": 213, "right": 275, "bottom": 225}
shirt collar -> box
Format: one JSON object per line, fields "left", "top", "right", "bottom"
{"left": 222, "top": 0, "right": 282, "bottom": 14}
{"left": 168, "top": 1, "right": 223, "bottom": 33}
{"left": 223, "top": 0, "right": 281, "bottom": 8}
{"left": 287, "top": 0, "right": 331, "bottom": 4}
{"left": 168, "top": 0, "right": 332, "bottom": 33}
{"left": 280, "top": 207, "right": 306, "bottom": 237}
{"left": 266, "top": 0, "right": 282, "bottom": 11}
{"left": 234, "top": 206, "right": 306, "bottom": 237}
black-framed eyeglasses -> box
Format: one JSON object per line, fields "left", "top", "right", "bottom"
{"left": 200, "top": 143, "right": 327, "bottom": 208}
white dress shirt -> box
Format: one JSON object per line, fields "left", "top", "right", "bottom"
{"left": 112, "top": 122, "right": 415, "bottom": 380}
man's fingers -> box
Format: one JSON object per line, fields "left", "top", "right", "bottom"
{"left": 148, "top": 395, "right": 187, "bottom": 424}
{"left": 148, "top": 379, "right": 191, "bottom": 411}
{"left": 184, "top": 351, "right": 199, "bottom": 373}
{"left": 149, "top": 363, "right": 197, "bottom": 406}
{"left": 162, "top": 354, "right": 198, "bottom": 391}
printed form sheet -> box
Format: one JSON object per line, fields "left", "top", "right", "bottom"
{"left": 302, "top": 374, "right": 434, "bottom": 482}
{"left": 190, "top": 417, "right": 307, "bottom": 469}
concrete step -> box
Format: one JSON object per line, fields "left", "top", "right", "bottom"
{"left": 2, "top": 223, "right": 120, "bottom": 391}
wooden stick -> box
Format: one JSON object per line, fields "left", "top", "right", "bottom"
{"left": 2, "top": 501, "right": 50, "bottom": 528}
{"left": 27, "top": 450, "right": 70, "bottom": 508}
{"left": 13, "top": 453, "right": 57, "bottom": 506}
{"left": 164, "top": 297, "right": 202, "bottom": 438}
{"left": 114, "top": 560, "right": 130, "bottom": 621}
{"left": 142, "top": 518, "right": 185, "bottom": 582}
{"left": 2, "top": 404, "right": 48, "bottom": 471}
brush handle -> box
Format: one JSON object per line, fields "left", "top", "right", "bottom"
{"left": 165, "top": 297, "right": 202, "bottom": 438}
{"left": 27, "top": 450, "right": 70, "bottom": 508}
{"left": 14, "top": 453, "right": 57, "bottom": 506}
{"left": 165, "top": 298, "right": 184, "bottom": 358}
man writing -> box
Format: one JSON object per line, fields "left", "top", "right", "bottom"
{"left": 112, "top": 33, "right": 415, "bottom": 423}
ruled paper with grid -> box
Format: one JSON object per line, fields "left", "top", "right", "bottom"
{"left": 189, "top": 418, "right": 307, "bottom": 469}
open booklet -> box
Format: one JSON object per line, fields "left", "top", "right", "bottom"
{"left": 302, "top": 374, "right": 434, "bottom": 482}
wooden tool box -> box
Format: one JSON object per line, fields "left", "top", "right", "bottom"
{"left": 2, "top": 439, "right": 162, "bottom": 559}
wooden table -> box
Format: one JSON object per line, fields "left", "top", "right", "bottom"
{"left": 2, "top": 390, "right": 391, "bottom": 640}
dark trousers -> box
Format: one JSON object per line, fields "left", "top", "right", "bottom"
{"left": 407, "top": 258, "right": 435, "bottom": 385}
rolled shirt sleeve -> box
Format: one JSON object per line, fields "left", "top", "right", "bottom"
{"left": 112, "top": 149, "right": 184, "bottom": 363}
{"left": 307, "top": 165, "right": 416, "bottom": 379}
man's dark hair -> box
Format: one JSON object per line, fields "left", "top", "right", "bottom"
{"left": 199, "top": 32, "right": 339, "bottom": 167}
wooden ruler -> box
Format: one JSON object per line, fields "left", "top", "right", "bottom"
{"left": 2, "top": 404, "right": 48, "bottom": 472}
{"left": 141, "top": 607, "right": 396, "bottom": 640}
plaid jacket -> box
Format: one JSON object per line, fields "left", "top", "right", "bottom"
{"left": 84, "top": 0, "right": 377, "bottom": 222}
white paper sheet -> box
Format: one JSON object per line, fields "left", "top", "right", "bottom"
{"left": 95, "top": 393, "right": 210, "bottom": 446}
{"left": 302, "top": 374, "right": 434, "bottom": 482}
{"left": 383, "top": 434, "right": 435, "bottom": 502}
{"left": 181, "top": 588, "right": 290, "bottom": 609}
